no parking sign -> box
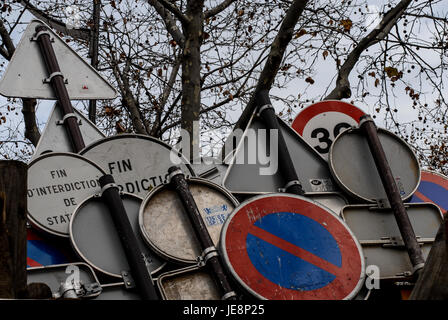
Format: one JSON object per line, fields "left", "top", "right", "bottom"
{"left": 409, "top": 169, "right": 448, "bottom": 214}
{"left": 220, "top": 194, "right": 365, "bottom": 300}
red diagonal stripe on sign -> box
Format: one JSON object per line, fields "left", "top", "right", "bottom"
{"left": 248, "top": 224, "right": 345, "bottom": 278}
{"left": 27, "top": 257, "right": 42, "bottom": 267}
{"left": 413, "top": 190, "right": 446, "bottom": 212}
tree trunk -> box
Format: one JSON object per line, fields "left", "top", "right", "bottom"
{"left": 409, "top": 215, "right": 448, "bottom": 300}
{"left": 0, "top": 161, "right": 27, "bottom": 299}
{"left": 181, "top": 0, "right": 204, "bottom": 161}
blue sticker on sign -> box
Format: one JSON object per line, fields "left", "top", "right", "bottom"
{"left": 246, "top": 212, "right": 342, "bottom": 291}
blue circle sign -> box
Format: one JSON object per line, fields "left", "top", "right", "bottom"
{"left": 221, "top": 194, "right": 364, "bottom": 300}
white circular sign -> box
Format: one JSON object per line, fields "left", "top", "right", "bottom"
{"left": 28, "top": 152, "right": 106, "bottom": 237}
{"left": 79, "top": 134, "right": 195, "bottom": 198}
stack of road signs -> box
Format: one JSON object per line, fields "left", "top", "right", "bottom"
{"left": 3, "top": 19, "right": 446, "bottom": 300}
{"left": 222, "top": 111, "right": 338, "bottom": 195}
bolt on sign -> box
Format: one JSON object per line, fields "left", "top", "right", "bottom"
{"left": 27, "top": 153, "right": 106, "bottom": 237}
{"left": 79, "top": 134, "right": 195, "bottom": 198}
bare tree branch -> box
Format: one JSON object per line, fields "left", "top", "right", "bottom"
{"left": 204, "top": 0, "right": 237, "bottom": 19}
{"left": 20, "top": 0, "right": 90, "bottom": 40}
{"left": 232, "top": 0, "right": 310, "bottom": 134}
{"left": 324, "top": 0, "right": 411, "bottom": 100}
{"left": 147, "top": 0, "right": 186, "bottom": 47}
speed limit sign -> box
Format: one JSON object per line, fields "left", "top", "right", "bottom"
{"left": 292, "top": 101, "right": 365, "bottom": 160}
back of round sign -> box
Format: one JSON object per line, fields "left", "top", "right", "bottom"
{"left": 70, "top": 192, "right": 166, "bottom": 278}
{"left": 328, "top": 127, "right": 420, "bottom": 203}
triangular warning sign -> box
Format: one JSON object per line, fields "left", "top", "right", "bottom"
{"left": 0, "top": 20, "right": 117, "bottom": 100}
{"left": 222, "top": 111, "right": 339, "bottom": 194}
{"left": 30, "top": 103, "right": 105, "bottom": 162}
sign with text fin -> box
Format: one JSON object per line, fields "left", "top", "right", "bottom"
{"left": 0, "top": 20, "right": 117, "bottom": 99}
{"left": 30, "top": 103, "right": 105, "bottom": 162}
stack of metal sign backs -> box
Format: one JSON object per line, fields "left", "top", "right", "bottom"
{"left": 79, "top": 134, "right": 195, "bottom": 198}
{"left": 221, "top": 109, "right": 348, "bottom": 217}
{"left": 328, "top": 122, "right": 442, "bottom": 290}
{"left": 69, "top": 192, "right": 165, "bottom": 278}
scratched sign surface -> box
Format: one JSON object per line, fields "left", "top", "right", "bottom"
{"left": 139, "top": 178, "right": 239, "bottom": 264}
{"left": 220, "top": 194, "right": 364, "bottom": 300}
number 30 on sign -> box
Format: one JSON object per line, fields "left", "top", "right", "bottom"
{"left": 291, "top": 101, "right": 365, "bottom": 160}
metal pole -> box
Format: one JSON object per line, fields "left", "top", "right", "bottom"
{"left": 168, "top": 166, "right": 237, "bottom": 300}
{"left": 256, "top": 90, "right": 305, "bottom": 195}
{"left": 359, "top": 115, "right": 425, "bottom": 274}
{"left": 34, "top": 25, "right": 85, "bottom": 153}
{"left": 99, "top": 174, "right": 159, "bottom": 300}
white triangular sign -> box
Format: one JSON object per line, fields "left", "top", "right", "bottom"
{"left": 30, "top": 103, "right": 105, "bottom": 162}
{"left": 0, "top": 20, "right": 117, "bottom": 100}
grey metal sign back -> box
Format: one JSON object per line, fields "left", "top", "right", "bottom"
{"left": 0, "top": 20, "right": 117, "bottom": 99}
{"left": 329, "top": 127, "right": 420, "bottom": 203}
{"left": 157, "top": 265, "right": 221, "bottom": 300}
{"left": 341, "top": 203, "right": 442, "bottom": 279}
{"left": 79, "top": 134, "right": 195, "bottom": 198}
{"left": 27, "top": 152, "right": 106, "bottom": 237}
{"left": 27, "top": 263, "right": 102, "bottom": 299}
{"left": 69, "top": 192, "right": 166, "bottom": 278}
{"left": 30, "top": 103, "right": 105, "bottom": 162}
{"left": 307, "top": 192, "right": 348, "bottom": 217}
{"left": 190, "top": 156, "right": 228, "bottom": 185}
{"left": 139, "top": 177, "right": 239, "bottom": 265}
{"left": 222, "top": 112, "right": 338, "bottom": 194}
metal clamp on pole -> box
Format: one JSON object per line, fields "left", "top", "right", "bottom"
{"left": 278, "top": 180, "right": 303, "bottom": 193}
{"left": 56, "top": 113, "right": 79, "bottom": 125}
{"left": 43, "top": 71, "right": 68, "bottom": 84}
{"left": 31, "top": 29, "right": 53, "bottom": 42}
{"left": 358, "top": 114, "right": 425, "bottom": 276}
{"left": 168, "top": 166, "right": 238, "bottom": 300}
{"left": 100, "top": 182, "right": 119, "bottom": 196}
{"left": 256, "top": 90, "right": 305, "bottom": 196}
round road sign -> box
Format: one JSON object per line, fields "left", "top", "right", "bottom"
{"left": 329, "top": 127, "right": 420, "bottom": 203}
{"left": 409, "top": 169, "right": 448, "bottom": 214}
{"left": 80, "top": 134, "right": 195, "bottom": 198}
{"left": 27, "top": 152, "right": 106, "bottom": 237}
{"left": 220, "top": 194, "right": 365, "bottom": 300}
{"left": 70, "top": 192, "right": 166, "bottom": 278}
{"left": 140, "top": 177, "right": 238, "bottom": 264}
{"left": 292, "top": 101, "right": 365, "bottom": 160}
